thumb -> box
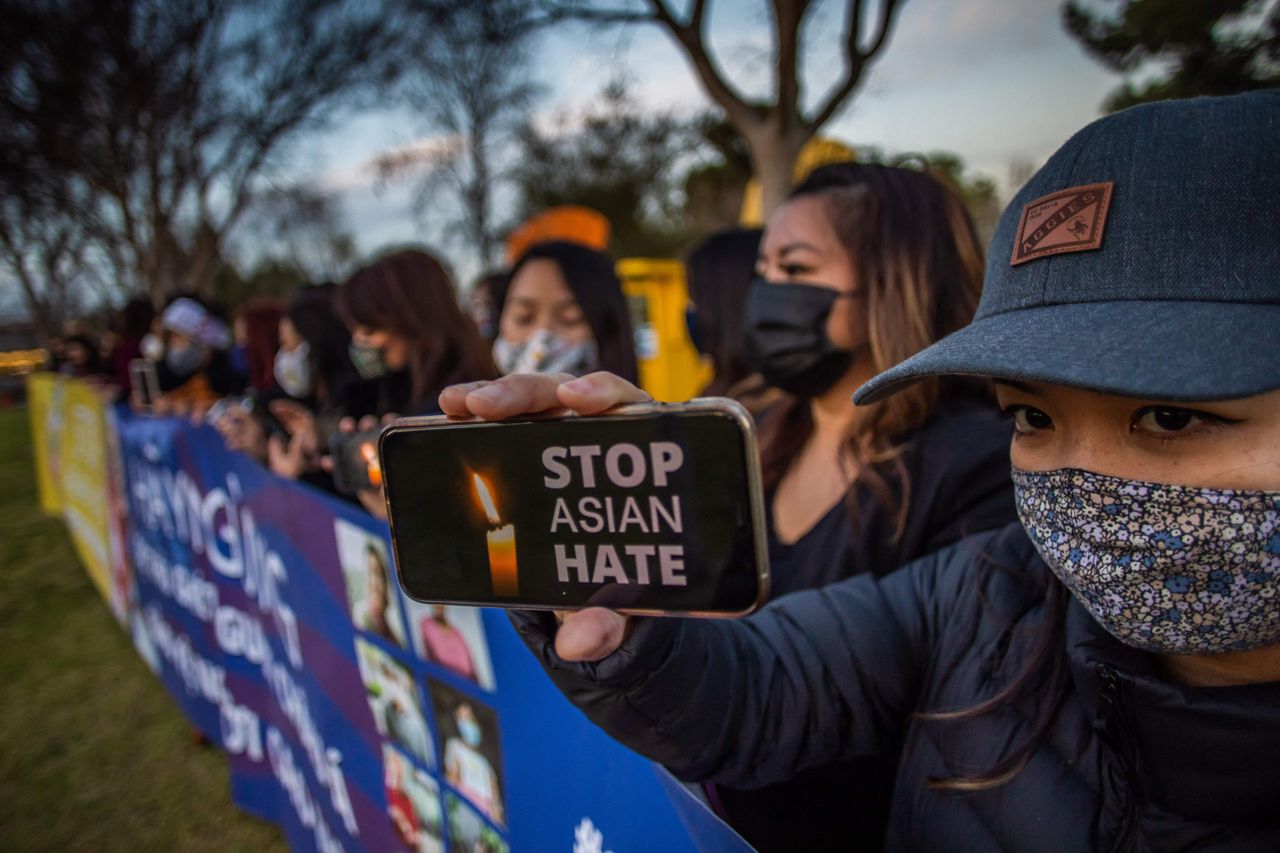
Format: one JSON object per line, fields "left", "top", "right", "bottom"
{"left": 554, "top": 608, "right": 630, "bottom": 662}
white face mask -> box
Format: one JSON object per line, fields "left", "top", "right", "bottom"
{"left": 274, "top": 341, "right": 312, "bottom": 398}
{"left": 140, "top": 333, "right": 164, "bottom": 362}
{"left": 492, "top": 328, "right": 599, "bottom": 376}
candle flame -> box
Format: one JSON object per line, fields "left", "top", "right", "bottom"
{"left": 472, "top": 473, "right": 501, "bottom": 524}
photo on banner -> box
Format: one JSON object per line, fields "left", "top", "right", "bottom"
{"left": 383, "top": 744, "right": 445, "bottom": 853}
{"left": 335, "top": 519, "right": 408, "bottom": 648}
{"left": 429, "top": 679, "right": 506, "bottom": 826}
{"left": 447, "top": 794, "right": 508, "bottom": 853}
{"left": 404, "top": 601, "right": 496, "bottom": 691}
{"left": 356, "top": 638, "right": 435, "bottom": 768}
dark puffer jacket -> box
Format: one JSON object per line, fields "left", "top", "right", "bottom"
{"left": 512, "top": 522, "right": 1280, "bottom": 851}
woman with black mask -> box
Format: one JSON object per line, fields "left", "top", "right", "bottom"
{"left": 672, "top": 162, "right": 1013, "bottom": 849}
{"left": 742, "top": 163, "right": 1016, "bottom": 614}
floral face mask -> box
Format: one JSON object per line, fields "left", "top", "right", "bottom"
{"left": 1014, "top": 467, "right": 1280, "bottom": 654}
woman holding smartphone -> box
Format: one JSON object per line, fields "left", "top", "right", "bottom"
{"left": 442, "top": 92, "right": 1280, "bottom": 850}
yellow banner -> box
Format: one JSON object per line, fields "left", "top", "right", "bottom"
{"left": 27, "top": 373, "right": 117, "bottom": 607}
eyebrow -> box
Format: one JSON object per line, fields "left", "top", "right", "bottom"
{"left": 778, "top": 241, "right": 822, "bottom": 257}
{"left": 993, "top": 379, "right": 1041, "bottom": 394}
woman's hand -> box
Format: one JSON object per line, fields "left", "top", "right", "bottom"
{"left": 440, "top": 372, "right": 653, "bottom": 662}
{"left": 438, "top": 371, "right": 651, "bottom": 419}
{"left": 213, "top": 404, "right": 268, "bottom": 462}
{"left": 269, "top": 399, "right": 320, "bottom": 459}
{"left": 325, "top": 413, "right": 399, "bottom": 520}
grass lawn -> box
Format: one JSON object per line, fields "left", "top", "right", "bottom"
{"left": 0, "top": 405, "right": 287, "bottom": 851}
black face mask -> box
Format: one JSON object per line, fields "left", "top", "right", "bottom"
{"left": 744, "top": 279, "right": 854, "bottom": 397}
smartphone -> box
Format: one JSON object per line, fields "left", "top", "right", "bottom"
{"left": 129, "top": 358, "right": 160, "bottom": 408}
{"left": 330, "top": 428, "right": 384, "bottom": 495}
{"left": 379, "top": 399, "right": 769, "bottom": 617}
{"left": 208, "top": 395, "right": 289, "bottom": 439}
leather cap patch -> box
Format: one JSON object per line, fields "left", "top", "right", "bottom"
{"left": 1010, "top": 181, "right": 1113, "bottom": 266}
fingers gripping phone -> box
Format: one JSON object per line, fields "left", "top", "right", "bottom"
{"left": 379, "top": 399, "right": 770, "bottom": 617}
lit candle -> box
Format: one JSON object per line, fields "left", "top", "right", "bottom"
{"left": 472, "top": 474, "right": 518, "bottom": 597}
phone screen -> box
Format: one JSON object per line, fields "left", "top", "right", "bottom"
{"left": 129, "top": 359, "right": 159, "bottom": 406}
{"left": 331, "top": 429, "right": 384, "bottom": 495}
{"left": 380, "top": 404, "right": 767, "bottom": 616}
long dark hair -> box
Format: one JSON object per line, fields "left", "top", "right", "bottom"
{"left": 918, "top": 559, "right": 1072, "bottom": 791}
{"left": 236, "top": 298, "right": 283, "bottom": 392}
{"left": 685, "top": 228, "right": 762, "bottom": 397}
{"left": 336, "top": 250, "right": 498, "bottom": 408}
{"left": 118, "top": 298, "right": 155, "bottom": 342}
{"left": 285, "top": 283, "right": 354, "bottom": 409}
{"left": 758, "top": 162, "right": 986, "bottom": 538}
{"left": 496, "top": 241, "right": 639, "bottom": 383}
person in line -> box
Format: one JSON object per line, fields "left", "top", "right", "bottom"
{"left": 491, "top": 241, "right": 638, "bottom": 382}
{"left": 215, "top": 284, "right": 356, "bottom": 484}
{"left": 696, "top": 163, "right": 1017, "bottom": 847}
{"left": 683, "top": 227, "right": 763, "bottom": 399}
{"left": 231, "top": 298, "right": 284, "bottom": 394}
{"left": 108, "top": 298, "right": 155, "bottom": 397}
{"left": 57, "top": 334, "right": 110, "bottom": 379}
{"left": 335, "top": 249, "right": 497, "bottom": 419}
{"left": 443, "top": 92, "right": 1280, "bottom": 850}
{"left": 153, "top": 296, "right": 245, "bottom": 412}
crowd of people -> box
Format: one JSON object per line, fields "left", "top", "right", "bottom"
{"left": 43, "top": 90, "right": 1280, "bottom": 851}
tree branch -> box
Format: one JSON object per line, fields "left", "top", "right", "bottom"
{"left": 805, "top": 0, "right": 900, "bottom": 132}
{"left": 646, "top": 0, "right": 758, "bottom": 130}
{"left": 772, "top": 0, "right": 810, "bottom": 127}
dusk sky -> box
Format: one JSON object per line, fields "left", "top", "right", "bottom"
{"left": 0, "top": 0, "right": 1133, "bottom": 318}
{"left": 289, "top": 0, "right": 1124, "bottom": 279}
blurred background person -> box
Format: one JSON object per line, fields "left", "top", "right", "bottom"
{"left": 109, "top": 298, "right": 156, "bottom": 398}
{"left": 57, "top": 333, "right": 110, "bottom": 380}
{"left": 710, "top": 161, "right": 1019, "bottom": 851}
{"left": 491, "top": 241, "right": 638, "bottom": 382}
{"left": 216, "top": 284, "right": 357, "bottom": 475}
{"left": 335, "top": 249, "right": 496, "bottom": 419}
{"left": 683, "top": 227, "right": 768, "bottom": 402}
{"left": 153, "top": 296, "right": 245, "bottom": 411}
{"left": 467, "top": 270, "right": 505, "bottom": 342}
{"left": 231, "top": 298, "right": 284, "bottom": 395}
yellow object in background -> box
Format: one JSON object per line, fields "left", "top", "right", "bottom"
{"left": 739, "top": 137, "right": 856, "bottom": 226}
{"left": 26, "top": 373, "right": 116, "bottom": 605}
{"left": 616, "top": 258, "right": 712, "bottom": 402}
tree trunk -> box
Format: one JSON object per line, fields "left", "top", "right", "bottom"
{"left": 744, "top": 123, "right": 810, "bottom": 219}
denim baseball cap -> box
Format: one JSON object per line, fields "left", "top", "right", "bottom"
{"left": 855, "top": 91, "right": 1280, "bottom": 405}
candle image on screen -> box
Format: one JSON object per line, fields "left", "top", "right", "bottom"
{"left": 472, "top": 473, "right": 518, "bottom": 597}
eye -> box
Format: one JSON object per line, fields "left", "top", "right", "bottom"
{"left": 1003, "top": 404, "right": 1053, "bottom": 435}
{"left": 781, "top": 264, "right": 812, "bottom": 279}
{"left": 1130, "top": 406, "right": 1236, "bottom": 437}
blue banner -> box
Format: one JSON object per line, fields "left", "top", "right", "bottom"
{"left": 111, "top": 408, "right": 750, "bottom": 852}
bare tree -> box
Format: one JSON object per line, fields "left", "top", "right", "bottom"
{"left": 1, "top": 0, "right": 409, "bottom": 305}
{"left": 375, "top": 0, "right": 541, "bottom": 271}
{"left": 246, "top": 185, "right": 357, "bottom": 283}
{"left": 545, "top": 0, "right": 905, "bottom": 216}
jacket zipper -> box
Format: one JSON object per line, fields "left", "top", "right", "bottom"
{"left": 1098, "top": 665, "right": 1139, "bottom": 853}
